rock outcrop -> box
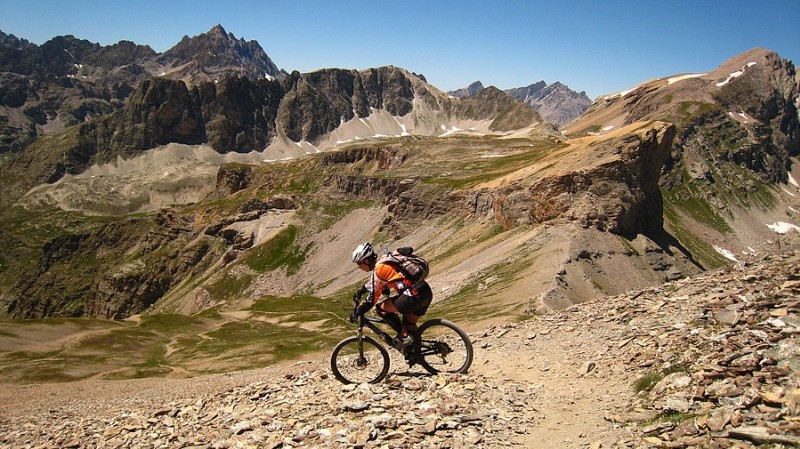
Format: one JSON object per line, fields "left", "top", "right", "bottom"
{"left": 156, "top": 24, "right": 284, "bottom": 87}
{"left": 447, "top": 80, "right": 485, "bottom": 98}
{"left": 566, "top": 48, "right": 799, "bottom": 179}
{"left": 7, "top": 210, "right": 220, "bottom": 319}
{"left": 476, "top": 122, "right": 676, "bottom": 235}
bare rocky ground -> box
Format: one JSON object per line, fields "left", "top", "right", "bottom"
{"left": 1, "top": 250, "right": 799, "bottom": 449}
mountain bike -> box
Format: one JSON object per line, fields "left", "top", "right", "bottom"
{"left": 330, "top": 293, "right": 474, "bottom": 384}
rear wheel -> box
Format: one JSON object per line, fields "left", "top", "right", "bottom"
{"left": 330, "top": 336, "right": 390, "bottom": 384}
{"left": 415, "top": 319, "right": 473, "bottom": 375}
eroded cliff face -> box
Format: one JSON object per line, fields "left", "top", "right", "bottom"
{"left": 469, "top": 122, "right": 676, "bottom": 235}
{"left": 277, "top": 67, "right": 415, "bottom": 144}
{"left": 314, "top": 123, "right": 676, "bottom": 237}
{"left": 566, "top": 49, "right": 799, "bottom": 207}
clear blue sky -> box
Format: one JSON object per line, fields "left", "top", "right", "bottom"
{"left": 1, "top": 0, "right": 798, "bottom": 99}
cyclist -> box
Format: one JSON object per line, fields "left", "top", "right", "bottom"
{"left": 351, "top": 242, "right": 432, "bottom": 347}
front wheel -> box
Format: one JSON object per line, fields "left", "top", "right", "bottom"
{"left": 330, "top": 335, "right": 390, "bottom": 384}
{"left": 415, "top": 319, "right": 473, "bottom": 375}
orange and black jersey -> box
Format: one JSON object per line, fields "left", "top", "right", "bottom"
{"left": 368, "top": 261, "right": 418, "bottom": 304}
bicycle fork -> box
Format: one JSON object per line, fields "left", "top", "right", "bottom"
{"left": 355, "top": 326, "right": 370, "bottom": 367}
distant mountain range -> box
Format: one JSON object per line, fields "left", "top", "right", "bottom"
{"left": 448, "top": 80, "right": 592, "bottom": 126}
{"left": 0, "top": 24, "right": 584, "bottom": 158}
{"left": 0, "top": 25, "right": 557, "bottom": 205}
{"left": 0, "top": 25, "right": 798, "bottom": 323}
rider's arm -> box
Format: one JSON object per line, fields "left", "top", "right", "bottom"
{"left": 371, "top": 263, "right": 404, "bottom": 303}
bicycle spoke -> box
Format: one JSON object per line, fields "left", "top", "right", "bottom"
{"left": 415, "top": 319, "right": 473, "bottom": 375}
{"left": 330, "top": 336, "right": 390, "bottom": 384}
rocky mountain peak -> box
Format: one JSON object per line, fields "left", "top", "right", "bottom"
{"left": 449, "top": 79, "right": 591, "bottom": 127}
{"left": 158, "top": 25, "right": 284, "bottom": 84}
{"left": 209, "top": 23, "right": 230, "bottom": 38}
{"left": 505, "top": 80, "right": 592, "bottom": 127}
{"left": 0, "top": 30, "right": 33, "bottom": 50}
{"left": 447, "top": 80, "right": 485, "bottom": 98}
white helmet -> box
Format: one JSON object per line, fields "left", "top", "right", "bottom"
{"left": 352, "top": 242, "right": 376, "bottom": 264}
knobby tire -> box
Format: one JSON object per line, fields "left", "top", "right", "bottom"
{"left": 330, "top": 335, "right": 390, "bottom": 384}
{"left": 415, "top": 318, "right": 473, "bottom": 375}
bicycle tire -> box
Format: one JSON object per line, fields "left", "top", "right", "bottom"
{"left": 415, "top": 319, "right": 473, "bottom": 375}
{"left": 330, "top": 335, "right": 390, "bottom": 384}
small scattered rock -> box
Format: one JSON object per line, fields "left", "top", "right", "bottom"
{"left": 1, "top": 251, "right": 797, "bottom": 449}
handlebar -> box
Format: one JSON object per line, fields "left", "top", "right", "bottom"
{"left": 349, "top": 288, "right": 394, "bottom": 323}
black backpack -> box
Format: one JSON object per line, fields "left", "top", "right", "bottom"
{"left": 377, "top": 246, "right": 430, "bottom": 289}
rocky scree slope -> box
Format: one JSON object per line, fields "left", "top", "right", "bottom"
{"left": 1, "top": 251, "right": 798, "bottom": 449}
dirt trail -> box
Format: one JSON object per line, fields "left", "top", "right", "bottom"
{"left": 470, "top": 321, "right": 639, "bottom": 448}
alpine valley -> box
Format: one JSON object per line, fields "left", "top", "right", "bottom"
{"left": 0, "top": 25, "right": 798, "bottom": 381}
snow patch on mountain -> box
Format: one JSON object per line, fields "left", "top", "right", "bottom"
{"left": 667, "top": 73, "right": 706, "bottom": 84}
{"left": 767, "top": 221, "right": 800, "bottom": 234}
{"left": 716, "top": 62, "right": 757, "bottom": 87}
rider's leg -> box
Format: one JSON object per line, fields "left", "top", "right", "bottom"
{"left": 395, "top": 282, "right": 432, "bottom": 337}
{"left": 379, "top": 299, "right": 399, "bottom": 313}
{"left": 377, "top": 301, "right": 403, "bottom": 334}
{"left": 402, "top": 313, "right": 420, "bottom": 336}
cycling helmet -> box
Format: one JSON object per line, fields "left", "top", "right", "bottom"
{"left": 352, "top": 242, "right": 376, "bottom": 264}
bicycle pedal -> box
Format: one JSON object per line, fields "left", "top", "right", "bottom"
{"left": 392, "top": 335, "right": 413, "bottom": 349}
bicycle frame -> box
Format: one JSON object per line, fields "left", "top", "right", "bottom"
{"left": 357, "top": 314, "right": 400, "bottom": 349}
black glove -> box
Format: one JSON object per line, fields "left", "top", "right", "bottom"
{"left": 349, "top": 301, "right": 373, "bottom": 323}
{"left": 353, "top": 286, "right": 368, "bottom": 301}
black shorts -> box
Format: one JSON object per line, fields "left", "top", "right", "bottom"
{"left": 393, "top": 281, "right": 432, "bottom": 316}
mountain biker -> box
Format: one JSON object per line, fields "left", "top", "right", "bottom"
{"left": 351, "top": 242, "right": 433, "bottom": 347}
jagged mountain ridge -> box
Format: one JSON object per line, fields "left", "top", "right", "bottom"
{"left": 505, "top": 81, "right": 592, "bottom": 127}
{"left": 1, "top": 26, "right": 552, "bottom": 206}
{"left": 447, "top": 80, "right": 486, "bottom": 98}
{"left": 156, "top": 24, "right": 285, "bottom": 86}
{"left": 565, "top": 47, "right": 799, "bottom": 143}
{"left": 448, "top": 80, "right": 592, "bottom": 127}
{"left": 0, "top": 24, "right": 284, "bottom": 89}
{"left": 0, "top": 25, "right": 285, "bottom": 153}
{"left": 0, "top": 66, "right": 549, "bottom": 208}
